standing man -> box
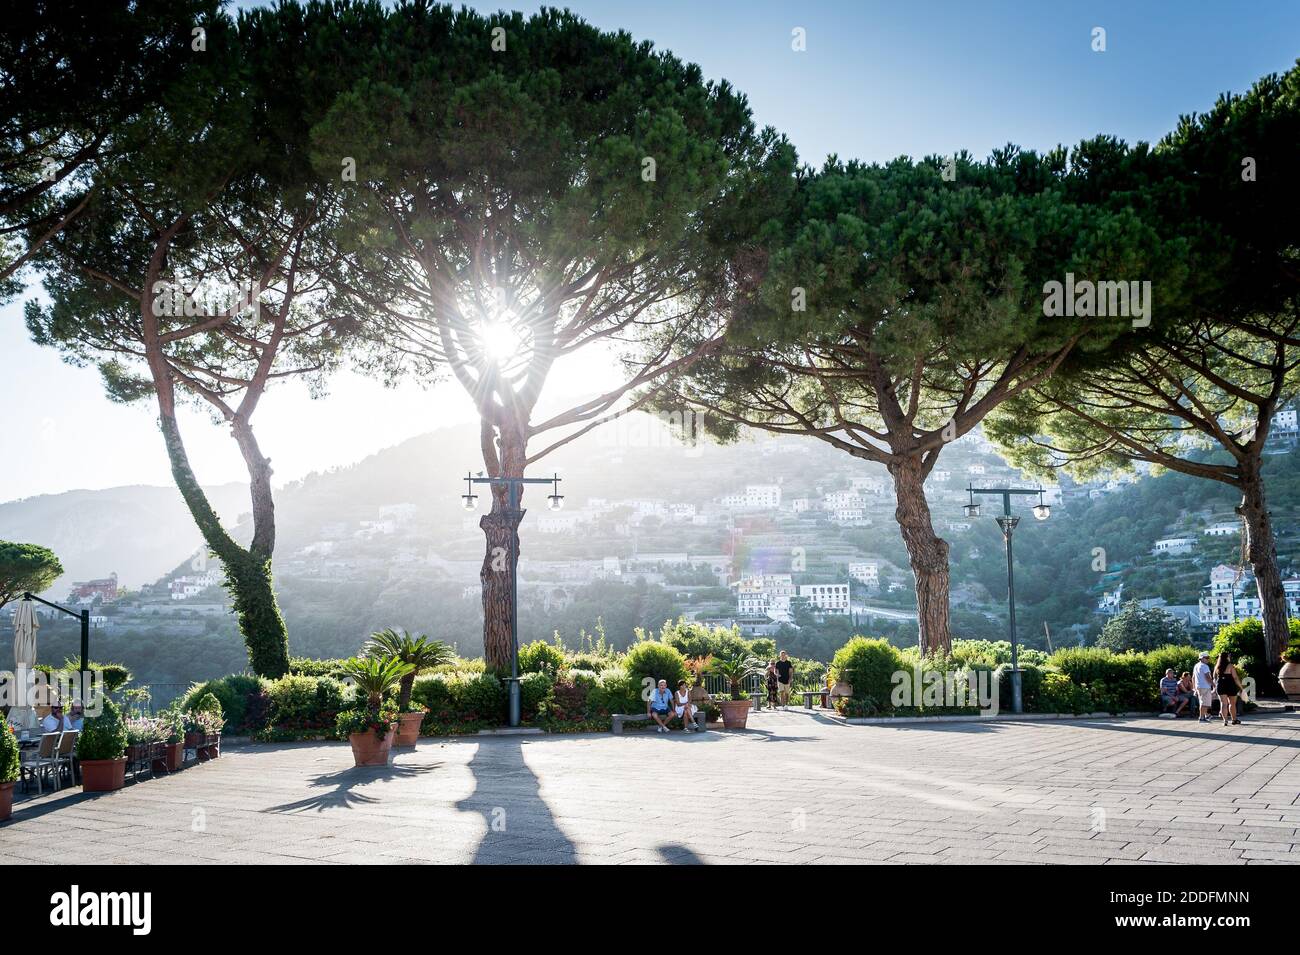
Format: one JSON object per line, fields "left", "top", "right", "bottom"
{"left": 1193, "top": 652, "right": 1215, "bottom": 724}
{"left": 775, "top": 651, "right": 795, "bottom": 708}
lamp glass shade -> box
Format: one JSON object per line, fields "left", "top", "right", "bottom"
{"left": 1033, "top": 504, "right": 1051, "bottom": 521}
{"left": 461, "top": 494, "right": 479, "bottom": 512}
{"left": 962, "top": 503, "right": 981, "bottom": 518}
{"left": 548, "top": 495, "right": 564, "bottom": 511}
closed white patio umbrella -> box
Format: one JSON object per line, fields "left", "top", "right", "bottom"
{"left": 8, "top": 598, "right": 40, "bottom": 729}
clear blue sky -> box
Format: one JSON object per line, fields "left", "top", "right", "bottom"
{"left": 2, "top": 0, "right": 1296, "bottom": 502}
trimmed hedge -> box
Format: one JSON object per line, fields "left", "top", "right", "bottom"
{"left": 831, "top": 637, "right": 905, "bottom": 715}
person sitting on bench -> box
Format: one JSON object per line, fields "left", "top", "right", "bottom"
{"left": 647, "top": 680, "right": 674, "bottom": 733}
{"left": 674, "top": 680, "right": 697, "bottom": 733}
{"left": 1159, "top": 669, "right": 1187, "bottom": 716}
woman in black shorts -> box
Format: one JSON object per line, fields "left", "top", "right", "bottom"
{"left": 1213, "top": 652, "right": 1243, "bottom": 726}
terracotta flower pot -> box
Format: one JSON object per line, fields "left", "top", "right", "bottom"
{"left": 164, "top": 741, "right": 184, "bottom": 771}
{"left": 0, "top": 781, "right": 14, "bottom": 822}
{"left": 394, "top": 711, "right": 424, "bottom": 747}
{"left": 81, "top": 757, "right": 127, "bottom": 792}
{"left": 349, "top": 726, "right": 394, "bottom": 767}
{"left": 689, "top": 685, "right": 710, "bottom": 705}
{"left": 718, "top": 698, "right": 752, "bottom": 729}
{"left": 1280, "top": 661, "right": 1300, "bottom": 701}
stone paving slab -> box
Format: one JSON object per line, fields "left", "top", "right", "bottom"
{"left": 2, "top": 711, "right": 1298, "bottom": 865}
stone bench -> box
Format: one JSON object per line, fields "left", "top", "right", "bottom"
{"left": 611, "top": 709, "right": 707, "bottom": 734}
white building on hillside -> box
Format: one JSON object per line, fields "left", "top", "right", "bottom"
{"left": 1198, "top": 563, "right": 1300, "bottom": 625}
{"left": 798, "top": 583, "right": 851, "bottom": 616}
{"left": 732, "top": 574, "right": 796, "bottom": 622}
{"left": 848, "top": 561, "right": 879, "bottom": 586}
{"left": 1152, "top": 537, "right": 1196, "bottom": 556}
{"left": 1203, "top": 522, "right": 1240, "bottom": 537}
{"left": 721, "top": 484, "right": 782, "bottom": 509}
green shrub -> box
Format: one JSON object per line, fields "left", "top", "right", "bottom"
{"left": 565, "top": 653, "right": 614, "bottom": 673}
{"left": 0, "top": 721, "right": 19, "bottom": 783}
{"left": 179, "top": 675, "right": 264, "bottom": 733}
{"left": 995, "top": 663, "right": 1045, "bottom": 712}
{"left": 288, "top": 657, "right": 349, "bottom": 679}
{"left": 1142, "top": 645, "right": 1202, "bottom": 691}
{"left": 411, "top": 673, "right": 455, "bottom": 712}
{"left": 949, "top": 639, "right": 1049, "bottom": 668}
{"left": 519, "top": 671, "right": 553, "bottom": 719}
{"left": 76, "top": 697, "right": 127, "bottom": 761}
{"left": 518, "top": 640, "right": 566, "bottom": 676}
{"left": 586, "top": 668, "right": 641, "bottom": 715}
{"left": 35, "top": 659, "right": 132, "bottom": 692}
{"left": 1049, "top": 648, "right": 1150, "bottom": 711}
{"left": 831, "top": 637, "right": 905, "bottom": 713}
{"left": 265, "top": 674, "right": 345, "bottom": 733}
{"left": 622, "top": 640, "right": 687, "bottom": 695}
{"left": 459, "top": 673, "right": 507, "bottom": 723}
{"left": 657, "top": 618, "right": 748, "bottom": 660}
{"left": 1036, "top": 671, "right": 1094, "bottom": 714}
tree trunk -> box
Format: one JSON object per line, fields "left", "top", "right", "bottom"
{"left": 1238, "top": 471, "right": 1288, "bottom": 685}
{"left": 479, "top": 427, "right": 528, "bottom": 673}
{"left": 158, "top": 413, "right": 290, "bottom": 678}
{"left": 230, "top": 416, "right": 276, "bottom": 559}
{"left": 889, "top": 458, "right": 951, "bottom": 655}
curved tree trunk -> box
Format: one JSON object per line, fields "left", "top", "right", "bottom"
{"left": 889, "top": 457, "right": 951, "bottom": 655}
{"left": 159, "top": 413, "right": 290, "bottom": 678}
{"left": 479, "top": 426, "right": 528, "bottom": 673}
{"left": 1238, "top": 470, "right": 1287, "bottom": 688}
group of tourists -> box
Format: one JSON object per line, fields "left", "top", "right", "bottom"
{"left": 1159, "top": 651, "right": 1245, "bottom": 726}
{"left": 646, "top": 651, "right": 798, "bottom": 733}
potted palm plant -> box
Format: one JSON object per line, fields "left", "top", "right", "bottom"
{"left": 78, "top": 698, "right": 129, "bottom": 792}
{"left": 707, "top": 649, "right": 764, "bottom": 729}
{"left": 364, "top": 628, "right": 454, "bottom": 746}
{"left": 0, "top": 720, "right": 19, "bottom": 821}
{"left": 337, "top": 655, "right": 412, "bottom": 766}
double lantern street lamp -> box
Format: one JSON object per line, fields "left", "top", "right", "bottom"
{"left": 460, "top": 471, "right": 564, "bottom": 727}
{"left": 961, "top": 484, "right": 1051, "bottom": 715}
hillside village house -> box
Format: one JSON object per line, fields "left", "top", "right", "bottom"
{"left": 1152, "top": 537, "right": 1197, "bottom": 556}
{"left": 68, "top": 573, "right": 118, "bottom": 605}
{"left": 1198, "top": 563, "right": 1300, "bottom": 625}
{"left": 732, "top": 573, "right": 796, "bottom": 622}
{"left": 721, "top": 484, "right": 782, "bottom": 510}
{"left": 1203, "top": 521, "right": 1241, "bottom": 537}
{"left": 798, "top": 583, "right": 851, "bottom": 615}
{"left": 848, "top": 560, "right": 879, "bottom": 586}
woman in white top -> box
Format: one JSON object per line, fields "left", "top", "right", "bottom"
{"left": 674, "top": 681, "right": 696, "bottom": 732}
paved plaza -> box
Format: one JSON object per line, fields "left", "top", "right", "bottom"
{"left": 3, "top": 709, "right": 1299, "bottom": 864}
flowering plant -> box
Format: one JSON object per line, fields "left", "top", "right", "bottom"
{"left": 335, "top": 701, "right": 398, "bottom": 740}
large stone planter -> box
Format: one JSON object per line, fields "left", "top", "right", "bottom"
{"left": 394, "top": 712, "right": 424, "bottom": 747}
{"left": 81, "top": 757, "right": 127, "bottom": 792}
{"left": 717, "top": 699, "right": 752, "bottom": 729}
{"left": 349, "top": 725, "right": 395, "bottom": 767}
{"left": 0, "top": 781, "right": 13, "bottom": 822}
{"left": 1280, "top": 661, "right": 1300, "bottom": 701}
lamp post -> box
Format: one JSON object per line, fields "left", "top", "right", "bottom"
{"left": 461, "top": 470, "right": 564, "bottom": 727}
{"left": 962, "top": 484, "right": 1051, "bottom": 714}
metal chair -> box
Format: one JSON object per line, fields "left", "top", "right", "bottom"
{"left": 19, "top": 732, "right": 61, "bottom": 794}
{"left": 52, "top": 730, "right": 78, "bottom": 786}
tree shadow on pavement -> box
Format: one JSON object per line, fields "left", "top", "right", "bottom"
{"left": 261, "top": 761, "right": 443, "bottom": 814}
{"left": 457, "top": 737, "right": 578, "bottom": 864}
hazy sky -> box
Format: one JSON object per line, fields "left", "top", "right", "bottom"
{"left": 2, "top": 0, "right": 1296, "bottom": 502}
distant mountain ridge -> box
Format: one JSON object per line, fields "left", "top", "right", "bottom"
{"left": 0, "top": 483, "right": 252, "bottom": 595}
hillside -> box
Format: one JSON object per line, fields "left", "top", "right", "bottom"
{"left": 4, "top": 416, "right": 1297, "bottom": 688}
